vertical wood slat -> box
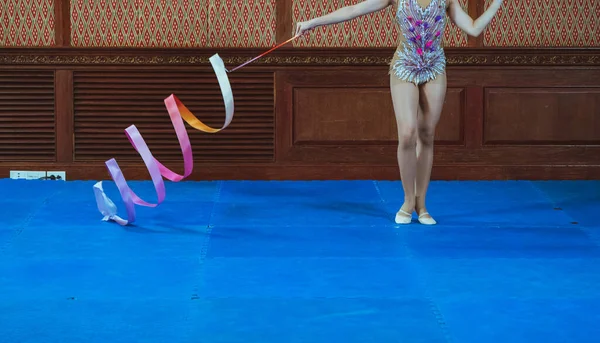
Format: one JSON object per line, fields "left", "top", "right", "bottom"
{"left": 54, "top": 0, "right": 71, "bottom": 47}
{"left": 276, "top": 0, "right": 293, "bottom": 44}
{"left": 55, "top": 70, "right": 74, "bottom": 162}
{"left": 467, "top": 0, "right": 484, "bottom": 47}
{"left": 464, "top": 86, "right": 484, "bottom": 148}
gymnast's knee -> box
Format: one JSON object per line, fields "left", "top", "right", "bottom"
{"left": 418, "top": 125, "right": 435, "bottom": 147}
{"left": 398, "top": 126, "right": 417, "bottom": 149}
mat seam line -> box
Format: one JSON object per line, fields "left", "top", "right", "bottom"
{"left": 373, "top": 180, "right": 387, "bottom": 204}
{"left": 401, "top": 239, "right": 456, "bottom": 343}
{"left": 374, "top": 180, "right": 455, "bottom": 343}
{"left": 0, "top": 190, "right": 62, "bottom": 255}
{"left": 528, "top": 181, "right": 600, "bottom": 247}
{"left": 183, "top": 180, "right": 223, "bottom": 342}
{"left": 203, "top": 180, "right": 223, "bottom": 259}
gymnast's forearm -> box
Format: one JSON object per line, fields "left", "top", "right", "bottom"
{"left": 307, "top": 6, "right": 360, "bottom": 28}
{"left": 471, "top": 0, "right": 502, "bottom": 36}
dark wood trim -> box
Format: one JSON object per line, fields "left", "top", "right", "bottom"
{"left": 54, "top": 0, "right": 71, "bottom": 47}
{"left": 467, "top": 0, "right": 481, "bottom": 47}
{"left": 0, "top": 48, "right": 598, "bottom": 66}
{"left": 276, "top": 0, "right": 294, "bottom": 44}
{"left": 275, "top": 70, "right": 293, "bottom": 162}
{"left": 2, "top": 163, "right": 599, "bottom": 181}
{"left": 464, "top": 86, "right": 483, "bottom": 148}
{"left": 466, "top": 0, "right": 484, "bottom": 47}
{"left": 269, "top": 145, "right": 600, "bottom": 165}
{"left": 54, "top": 70, "right": 73, "bottom": 162}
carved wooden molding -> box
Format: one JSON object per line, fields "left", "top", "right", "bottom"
{"left": 0, "top": 48, "right": 598, "bottom": 66}
{"left": 491, "top": 54, "right": 600, "bottom": 65}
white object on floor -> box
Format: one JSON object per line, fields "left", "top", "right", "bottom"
{"left": 395, "top": 209, "right": 412, "bottom": 224}
{"left": 418, "top": 212, "right": 437, "bottom": 225}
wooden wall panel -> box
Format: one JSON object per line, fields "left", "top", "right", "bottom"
{"left": 293, "top": 87, "right": 397, "bottom": 144}
{"left": 440, "top": 88, "right": 465, "bottom": 144}
{"left": 73, "top": 70, "right": 275, "bottom": 164}
{"left": 0, "top": 70, "right": 55, "bottom": 161}
{"left": 292, "top": 86, "right": 464, "bottom": 145}
{"left": 1, "top": 46, "right": 600, "bottom": 180}
{"left": 484, "top": 88, "right": 600, "bottom": 144}
{"left": 0, "top": 1, "right": 599, "bottom": 180}
{"left": 277, "top": 67, "right": 469, "bottom": 166}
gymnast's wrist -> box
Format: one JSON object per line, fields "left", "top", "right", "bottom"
{"left": 307, "top": 19, "right": 319, "bottom": 29}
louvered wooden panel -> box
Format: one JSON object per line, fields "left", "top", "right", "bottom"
{"left": 73, "top": 70, "right": 274, "bottom": 164}
{"left": 0, "top": 71, "right": 55, "bottom": 161}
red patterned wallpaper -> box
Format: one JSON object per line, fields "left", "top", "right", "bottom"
{"left": 2, "top": 0, "right": 599, "bottom": 48}
{"left": 70, "top": 0, "right": 277, "bottom": 47}
{"left": 0, "top": 0, "right": 55, "bottom": 46}
{"left": 292, "top": 0, "right": 469, "bottom": 48}
{"left": 484, "top": 0, "right": 600, "bottom": 47}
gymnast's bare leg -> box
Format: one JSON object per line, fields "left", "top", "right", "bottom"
{"left": 390, "top": 75, "right": 420, "bottom": 224}
{"left": 295, "top": 0, "right": 503, "bottom": 225}
{"left": 415, "top": 72, "right": 446, "bottom": 225}
{"left": 390, "top": 72, "right": 445, "bottom": 225}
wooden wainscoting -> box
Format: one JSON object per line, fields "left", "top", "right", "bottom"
{"left": 276, "top": 67, "right": 465, "bottom": 166}
{"left": 72, "top": 69, "right": 275, "bottom": 164}
{"left": 0, "top": 48, "right": 599, "bottom": 180}
{"left": 0, "top": 70, "right": 56, "bottom": 161}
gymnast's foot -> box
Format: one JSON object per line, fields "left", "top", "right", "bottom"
{"left": 395, "top": 202, "right": 414, "bottom": 224}
{"left": 415, "top": 205, "right": 437, "bottom": 225}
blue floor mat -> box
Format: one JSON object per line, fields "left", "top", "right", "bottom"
{"left": 206, "top": 224, "right": 404, "bottom": 258}
{"left": 0, "top": 299, "right": 191, "bottom": 343}
{"left": 211, "top": 199, "right": 392, "bottom": 227}
{"left": 416, "top": 257, "right": 600, "bottom": 300}
{"left": 0, "top": 257, "right": 200, "bottom": 300}
{"left": 377, "top": 180, "right": 574, "bottom": 226}
{"left": 189, "top": 298, "right": 448, "bottom": 343}
{"left": 0, "top": 179, "right": 599, "bottom": 343}
{"left": 438, "top": 298, "right": 600, "bottom": 343}
{"left": 532, "top": 181, "right": 600, "bottom": 227}
{"left": 218, "top": 180, "right": 383, "bottom": 203}
{"left": 198, "top": 257, "right": 422, "bottom": 299}
{"left": 401, "top": 225, "right": 600, "bottom": 259}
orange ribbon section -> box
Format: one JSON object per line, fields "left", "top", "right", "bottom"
{"left": 93, "top": 36, "right": 299, "bottom": 225}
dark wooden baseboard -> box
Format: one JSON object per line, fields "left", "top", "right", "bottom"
{"left": 2, "top": 163, "right": 599, "bottom": 181}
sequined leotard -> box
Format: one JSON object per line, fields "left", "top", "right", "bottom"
{"left": 390, "top": 0, "right": 447, "bottom": 85}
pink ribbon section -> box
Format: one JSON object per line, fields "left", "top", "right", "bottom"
{"left": 93, "top": 36, "right": 299, "bottom": 225}
{"left": 93, "top": 54, "right": 234, "bottom": 226}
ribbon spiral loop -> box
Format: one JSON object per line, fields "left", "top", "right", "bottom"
{"left": 93, "top": 54, "right": 234, "bottom": 225}
{"left": 93, "top": 35, "right": 299, "bottom": 225}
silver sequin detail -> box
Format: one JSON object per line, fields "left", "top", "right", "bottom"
{"left": 391, "top": 0, "right": 447, "bottom": 85}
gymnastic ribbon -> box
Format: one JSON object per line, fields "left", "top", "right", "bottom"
{"left": 93, "top": 35, "right": 298, "bottom": 226}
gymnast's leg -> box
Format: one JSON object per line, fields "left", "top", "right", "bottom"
{"left": 390, "top": 74, "right": 420, "bottom": 224}
{"left": 415, "top": 72, "right": 447, "bottom": 225}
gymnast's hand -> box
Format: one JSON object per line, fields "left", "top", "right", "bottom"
{"left": 295, "top": 20, "right": 315, "bottom": 36}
